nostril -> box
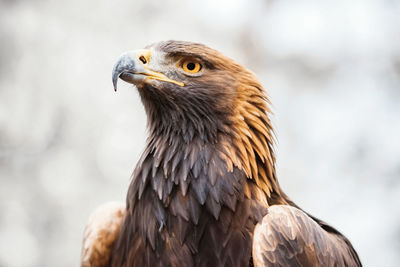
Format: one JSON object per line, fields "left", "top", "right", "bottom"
{"left": 139, "top": 55, "right": 147, "bottom": 64}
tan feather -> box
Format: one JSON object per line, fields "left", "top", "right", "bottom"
{"left": 81, "top": 202, "right": 126, "bottom": 267}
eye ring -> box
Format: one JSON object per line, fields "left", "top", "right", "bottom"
{"left": 180, "top": 59, "right": 202, "bottom": 74}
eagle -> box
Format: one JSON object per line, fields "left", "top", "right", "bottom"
{"left": 81, "top": 41, "right": 362, "bottom": 267}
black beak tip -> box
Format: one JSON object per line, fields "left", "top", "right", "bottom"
{"left": 112, "top": 79, "right": 118, "bottom": 92}
{"left": 112, "top": 68, "right": 120, "bottom": 92}
{"left": 113, "top": 79, "right": 118, "bottom": 91}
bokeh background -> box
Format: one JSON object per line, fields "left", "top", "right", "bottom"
{"left": 1, "top": 0, "right": 400, "bottom": 266}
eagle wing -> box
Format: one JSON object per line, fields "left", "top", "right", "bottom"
{"left": 252, "top": 205, "right": 361, "bottom": 267}
{"left": 81, "top": 202, "right": 126, "bottom": 267}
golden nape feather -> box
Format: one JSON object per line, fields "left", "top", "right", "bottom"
{"left": 82, "top": 40, "right": 361, "bottom": 267}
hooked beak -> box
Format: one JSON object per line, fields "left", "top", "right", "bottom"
{"left": 112, "top": 49, "right": 184, "bottom": 92}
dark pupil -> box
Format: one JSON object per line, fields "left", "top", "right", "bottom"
{"left": 187, "top": 62, "right": 196, "bottom": 71}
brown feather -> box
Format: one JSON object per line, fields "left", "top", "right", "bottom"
{"left": 253, "top": 206, "right": 361, "bottom": 267}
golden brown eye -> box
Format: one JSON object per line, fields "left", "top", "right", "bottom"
{"left": 181, "top": 60, "right": 202, "bottom": 74}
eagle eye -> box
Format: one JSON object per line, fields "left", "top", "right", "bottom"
{"left": 180, "top": 59, "right": 202, "bottom": 74}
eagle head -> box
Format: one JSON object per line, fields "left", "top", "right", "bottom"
{"left": 112, "top": 41, "right": 272, "bottom": 148}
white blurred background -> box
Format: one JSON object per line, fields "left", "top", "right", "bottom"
{"left": 1, "top": 0, "right": 399, "bottom": 266}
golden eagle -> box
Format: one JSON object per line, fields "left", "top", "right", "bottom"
{"left": 81, "top": 41, "right": 361, "bottom": 267}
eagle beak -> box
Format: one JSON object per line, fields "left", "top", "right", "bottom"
{"left": 112, "top": 49, "right": 184, "bottom": 92}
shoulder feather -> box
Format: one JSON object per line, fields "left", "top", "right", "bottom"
{"left": 81, "top": 202, "right": 126, "bottom": 267}
{"left": 252, "top": 205, "right": 361, "bottom": 267}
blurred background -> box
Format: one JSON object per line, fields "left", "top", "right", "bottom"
{"left": 1, "top": 0, "right": 400, "bottom": 266}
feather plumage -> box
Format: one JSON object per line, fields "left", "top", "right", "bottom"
{"left": 81, "top": 40, "right": 361, "bottom": 267}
